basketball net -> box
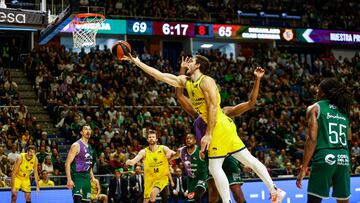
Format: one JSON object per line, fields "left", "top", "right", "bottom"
{"left": 71, "top": 14, "right": 105, "bottom": 48}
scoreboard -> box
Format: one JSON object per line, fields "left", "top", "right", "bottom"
{"left": 59, "top": 18, "right": 360, "bottom": 45}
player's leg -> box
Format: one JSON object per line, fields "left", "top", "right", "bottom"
{"left": 81, "top": 174, "right": 91, "bottom": 203}
{"left": 159, "top": 186, "right": 169, "bottom": 203}
{"left": 11, "top": 177, "right": 20, "bottom": 203}
{"left": 25, "top": 192, "right": 31, "bottom": 203}
{"left": 230, "top": 184, "right": 246, "bottom": 203}
{"left": 11, "top": 190, "right": 18, "bottom": 203}
{"left": 208, "top": 157, "right": 231, "bottom": 203}
{"left": 307, "top": 194, "right": 322, "bottom": 203}
{"left": 207, "top": 178, "right": 220, "bottom": 203}
{"left": 231, "top": 149, "right": 277, "bottom": 193}
{"left": 72, "top": 173, "right": 85, "bottom": 203}
{"left": 23, "top": 178, "right": 32, "bottom": 203}
{"left": 223, "top": 156, "right": 246, "bottom": 203}
{"left": 149, "top": 187, "right": 161, "bottom": 203}
{"left": 332, "top": 152, "right": 350, "bottom": 203}
{"left": 99, "top": 194, "right": 108, "bottom": 203}
{"left": 193, "top": 185, "right": 206, "bottom": 203}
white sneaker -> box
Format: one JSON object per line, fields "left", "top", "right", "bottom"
{"left": 270, "top": 188, "right": 286, "bottom": 203}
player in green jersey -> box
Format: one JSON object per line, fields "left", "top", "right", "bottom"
{"left": 173, "top": 133, "right": 208, "bottom": 203}
{"left": 296, "top": 78, "right": 352, "bottom": 203}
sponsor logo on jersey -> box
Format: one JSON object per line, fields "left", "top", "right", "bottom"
{"left": 325, "top": 154, "right": 336, "bottom": 165}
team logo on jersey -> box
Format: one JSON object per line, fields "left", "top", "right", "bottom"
{"left": 325, "top": 154, "right": 336, "bottom": 165}
{"left": 153, "top": 158, "right": 158, "bottom": 163}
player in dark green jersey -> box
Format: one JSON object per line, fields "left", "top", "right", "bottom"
{"left": 296, "top": 78, "right": 352, "bottom": 203}
{"left": 173, "top": 133, "right": 208, "bottom": 203}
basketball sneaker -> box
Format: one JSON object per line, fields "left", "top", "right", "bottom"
{"left": 270, "top": 188, "right": 286, "bottom": 203}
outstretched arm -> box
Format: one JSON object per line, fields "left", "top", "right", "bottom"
{"left": 126, "top": 149, "right": 145, "bottom": 166}
{"left": 125, "top": 55, "right": 186, "bottom": 87}
{"left": 163, "top": 146, "right": 177, "bottom": 160}
{"left": 223, "top": 67, "right": 264, "bottom": 117}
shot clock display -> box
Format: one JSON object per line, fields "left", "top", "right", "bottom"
{"left": 153, "top": 22, "right": 195, "bottom": 37}
{"left": 195, "top": 23, "right": 213, "bottom": 37}
{"left": 127, "top": 20, "right": 152, "bottom": 35}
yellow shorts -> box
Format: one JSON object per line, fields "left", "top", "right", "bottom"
{"left": 14, "top": 176, "right": 31, "bottom": 193}
{"left": 208, "top": 116, "right": 245, "bottom": 158}
{"left": 90, "top": 193, "right": 107, "bottom": 201}
{"left": 144, "top": 176, "right": 168, "bottom": 199}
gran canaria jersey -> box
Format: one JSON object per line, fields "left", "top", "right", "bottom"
{"left": 17, "top": 153, "right": 35, "bottom": 179}
{"left": 143, "top": 145, "right": 169, "bottom": 180}
{"left": 187, "top": 75, "right": 246, "bottom": 158}
{"left": 185, "top": 75, "right": 223, "bottom": 123}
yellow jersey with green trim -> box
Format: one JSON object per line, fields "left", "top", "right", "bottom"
{"left": 185, "top": 75, "right": 223, "bottom": 123}
{"left": 143, "top": 145, "right": 169, "bottom": 180}
{"left": 17, "top": 153, "right": 35, "bottom": 180}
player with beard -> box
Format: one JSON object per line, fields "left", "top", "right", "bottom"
{"left": 11, "top": 145, "right": 40, "bottom": 203}
{"left": 172, "top": 133, "right": 207, "bottom": 203}
{"left": 176, "top": 58, "right": 266, "bottom": 203}
{"left": 65, "top": 124, "right": 95, "bottom": 203}
{"left": 126, "top": 130, "right": 176, "bottom": 203}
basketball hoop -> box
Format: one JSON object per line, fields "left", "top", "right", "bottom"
{"left": 71, "top": 13, "right": 105, "bottom": 48}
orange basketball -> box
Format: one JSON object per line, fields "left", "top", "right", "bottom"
{"left": 112, "top": 40, "right": 131, "bottom": 60}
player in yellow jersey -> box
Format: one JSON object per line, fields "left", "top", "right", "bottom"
{"left": 125, "top": 54, "right": 286, "bottom": 203}
{"left": 126, "top": 130, "right": 176, "bottom": 203}
{"left": 38, "top": 170, "right": 55, "bottom": 187}
{"left": 90, "top": 178, "right": 108, "bottom": 203}
{"left": 11, "top": 145, "right": 40, "bottom": 203}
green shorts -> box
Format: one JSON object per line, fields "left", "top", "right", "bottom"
{"left": 72, "top": 172, "right": 91, "bottom": 201}
{"left": 208, "top": 156, "right": 243, "bottom": 185}
{"left": 187, "top": 175, "right": 207, "bottom": 193}
{"left": 308, "top": 149, "right": 350, "bottom": 199}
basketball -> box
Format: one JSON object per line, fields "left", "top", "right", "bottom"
{"left": 112, "top": 40, "right": 132, "bottom": 60}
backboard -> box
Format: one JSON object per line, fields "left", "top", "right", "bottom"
{"left": 38, "top": 0, "right": 105, "bottom": 45}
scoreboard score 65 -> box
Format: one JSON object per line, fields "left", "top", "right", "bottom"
{"left": 213, "top": 24, "right": 242, "bottom": 38}
{"left": 127, "top": 20, "right": 153, "bottom": 35}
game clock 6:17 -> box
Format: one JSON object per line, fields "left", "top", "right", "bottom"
{"left": 153, "top": 22, "right": 195, "bottom": 37}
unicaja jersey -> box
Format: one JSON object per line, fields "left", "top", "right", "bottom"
{"left": 315, "top": 100, "right": 350, "bottom": 150}
{"left": 185, "top": 75, "right": 223, "bottom": 123}
{"left": 71, "top": 139, "right": 93, "bottom": 172}
{"left": 17, "top": 153, "right": 35, "bottom": 179}
{"left": 144, "top": 145, "right": 169, "bottom": 180}
{"left": 180, "top": 146, "right": 207, "bottom": 178}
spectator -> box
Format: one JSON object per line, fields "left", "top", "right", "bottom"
{"left": 108, "top": 169, "right": 128, "bottom": 203}
{"left": 7, "top": 144, "right": 20, "bottom": 162}
{"left": 171, "top": 168, "right": 188, "bottom": 203}
{"left": 129, "top": 165, "right": 144, "bottom": 203}
{"left": 41, "top": 155, "right": 54, "bottom": 175}
{"left": 38, "top": 170, "right": 55, "bottom": 187}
